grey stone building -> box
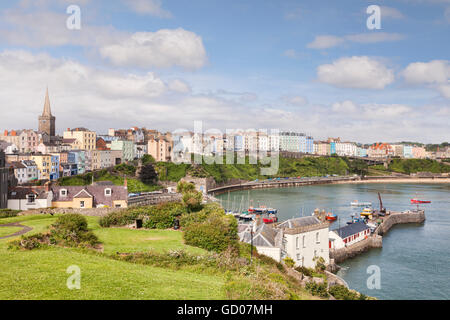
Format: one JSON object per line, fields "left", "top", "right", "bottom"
{"left": 38, "top": 88, "right": 56, "bottom": 138}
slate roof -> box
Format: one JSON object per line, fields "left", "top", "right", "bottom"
{"left": 277, "top": 216, "right": 321, "bottom": 229}
{"left": 8, "top": 187, "right": 49, "bottom": 200}
{"left": 333, "top": 221, "right": 370, "bottom": 239}
{"left": 51, "top": 185, "right": 127, "bottom": 207}
{"left": 238, "top": 223, "right": 282, "bottom": 248}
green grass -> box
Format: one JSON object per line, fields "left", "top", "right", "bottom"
{"left": 0, "top": 227, "right": 23, "bottom": 238}
{"left": 0, "top": 215, "right": 225, "bottom": 300}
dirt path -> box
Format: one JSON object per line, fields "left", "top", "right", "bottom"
{"left": 0, "top": 223, "right": 33, "bottom": 240}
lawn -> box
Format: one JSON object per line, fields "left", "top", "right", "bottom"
{"left": 0, "top": 215, "right": 225, "bottom": 300}
{"left": 0, "top": 227, "right": 23, "bottom": 238}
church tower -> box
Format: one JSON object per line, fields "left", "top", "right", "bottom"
{"left": 38, "top": 88, "right": 56, "bottom": 137}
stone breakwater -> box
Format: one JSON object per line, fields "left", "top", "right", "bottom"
{"left": 330, "top": 210, "right": 425, "bottom": 264}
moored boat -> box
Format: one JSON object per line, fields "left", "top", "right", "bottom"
{"left": 325, "top": 212, "right": 337, "bottom": 221}
{"left": 360, "top": 207, "right": 374, "bottom": 217}
{"left": 411, "top": 198, "right": 431, "bottom": 204}
{"left": 351, "top": 200, "right": 372, "bottom": 207}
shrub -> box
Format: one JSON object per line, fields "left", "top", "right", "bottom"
{"left": 283, "top": 257, "right": 295, "bottom": 268}
{"left": 329, "top": 285, "right": 365, "bottom": 300}
{"left": 313, "top": 256, "right": 326, "bottom": 273}
{"left": 99, "top": 211, "right": 140, "bottom": 227}
{"left": 183, "top": 213, "right": 238, "bottom": 253}
{"left": 182, "top": 191, "right": 203, "bottom": 212}
{"left": 295, "top": 266, "right": 314, "bottom": 277}
{"left": 0, "top": 209, "right": 20, "bottom": 218}
{"left": 305, "top": 280, "right": 329, "bottom": 298}
{"left": 143, "top": 210, "right": 176, "bottom": 229}
{"left": 176, "top": 181, "right": 196, "bottom": 193}
{"left": 49, "top": 214, "right": 99, "bottom": 248}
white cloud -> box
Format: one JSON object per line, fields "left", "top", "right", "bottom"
{"left": 123, "top": 0, "right": 172, "bottom": 18}
{"left": 403, "top": 60, "right": 450, "bottom": 84}
{"left": 380, "top": 6, "right": 405, "bottom": 19}
{"left": 307, "top": 35, "right": 345, "bottom": 49}
{"left": 282, "top": 95, "right": 308, "bottom": 107}
{"left": 317, "top": 56, "right": 395, "bottom": 89}
{"left": 100, "top": 28, "right": 207, "bottom": 70}
{"left": 402, "top": 60, "right": 450, "bottom": 99}
{"left": 332, "top": 100, "right": 358, "bottom": 113}
{"left": 168, "top": 79, "right": 191, "bottom": 93}
{"left": 307, "top": 33, "right": 405, "bottom": 49}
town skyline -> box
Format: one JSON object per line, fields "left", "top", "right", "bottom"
{"left": 0, "top": 0, "right": 449, "bottom": 143}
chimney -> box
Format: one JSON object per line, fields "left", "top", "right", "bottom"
{"left": 44, "top": 181, "right": 51, "bottom": 192}
{"left": 124, "top": 178, "right": 128, "bottom": 189}
{"left": 4, "top": 130, "right": 7, "bottom": 136}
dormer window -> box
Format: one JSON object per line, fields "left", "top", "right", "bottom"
{"left": 105, "top": 188, "right": 112, "bottom": 196}
{"left": 27, "top": 194, "right": 36, "bottom": 204}
{"left": 60, "top": 189, "right": 67, "bottom": 197}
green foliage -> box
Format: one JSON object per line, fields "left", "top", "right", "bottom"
{"left": 283, "top": 257, "right": 295, "bottom": 268}
{"left": 141, "top": 154, "right": 155, "bottom": 165}
{"left": 176, "top": 181, "right": 196, "bottom": 193}
{"left": 295, "top": 266, "right": 314, "bottom": 277}
{"left": 183, "top": 212, "right": 238, "bottom": 253}
{"left": 99, "top": 210, "right": 140, "bottom": 228}
{"left": 388, "top": 158, "right": 450, "bottom": 174}
{"left": 0, "top": 209, "right": 20, "bottom": 218}
{"left": 305, "top": 280, "right": 329, "bottom": 298}
{"left": 156, "top": 162, "right": 190, "bottom": 182}
{"left": 182, "top": 191, "right": 203, "bottom": 212}
{"left": 138, "top": 164, "right": 158, "bottom": 184}
{"left": 114, "top": 163, "right": 136, "bottom": 176}
{"left": 313, "top": 256, "right": 326, "bottom": 273}
{"left": 329, "top": 285, "right": 367, "bottom": 300}
{"left": 49, "top": 214, "right": 99, "bottom": 248}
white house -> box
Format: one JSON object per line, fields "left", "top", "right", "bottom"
{"left": 238, "top": 216, "right": 330, "bottom": 269}
{"left": 21, "top": 160, "right": 39, "bottom": 182}
{"left": 329, "top": 221, "right": 371, "bottom": 250}
{"left": 8, "top": 162, "right": 28, "bottom": 184}
{"left": 7, "top": 186, "right": 53, "bottom": 211}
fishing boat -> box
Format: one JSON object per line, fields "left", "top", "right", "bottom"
{"left": 350, "top": 200, "right": 372, "bottom": 207}
{"left": 411, "top": 198, "right": 431, "bottom": 204}
{"left": 347, "top": 215, "right": 364, "bottom": 225}
{"left": 325, "top": 212, "right": 337, "bottom": 221}
{"left": 239, "top": 213, "right": 254, "bottom": 221}
{"left": 263, "top": 214, "right": 278, "bottom": 224}
{"left": 360, "top": 207, "right": 374, "bottom": 217}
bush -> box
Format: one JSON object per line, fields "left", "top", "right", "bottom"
{"left": 143, "top": 210, "right": 176, "bottom": 229}
{"left": 329, "top": 285, "right": 365, "bottom": 300}
{"left": 295, "top": 266, "right": 314, "bottom": 277}
{"left": 99, "top": 210, "right": 140, "bottom": 227}
{"left": 283, "top": 257, "right": 295, "bottom": 268}
{"left": 0, "top": 209, "right": 20, "bottom": 218}
{"left": 182, "top": 191, "right": 203, "bottom": 212}
{"left": 305, "top": 281, "right": 329, "bottom": 298}
{"left": 49, "top": 214, "right": 99, "bottom": 248}
{"left": 313, "top": 256, "right": 326, "bottom": 273}
{"left": 183, "top": 213, "right": 238, "bottom": 253}
{"left": 177, "top": 181, "right": 196, "bottom": 193}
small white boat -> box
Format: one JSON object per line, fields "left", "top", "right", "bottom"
{"left": 351, "top": 200, "right": 372, "bottom": 207}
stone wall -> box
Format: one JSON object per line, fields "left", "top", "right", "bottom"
{"left": 19, "top": 207, "right": 125, "bottom": 217}
{"left": 330, "top": 236, "right": 383, "bottom": 264}
{"left": 128, "top": 193, "right": 182, "bottom": 207}
{"left": 374, "top": 210, "right": 425, "bottom": 236}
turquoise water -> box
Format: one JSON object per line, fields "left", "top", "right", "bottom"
{"left": 216, "top": 183, "right": 450, "bottom": 300}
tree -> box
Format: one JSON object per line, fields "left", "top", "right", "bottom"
{"left": 138, "top": 164, "right": 158, "bottom": 184}
{"left": 141, "top": 154, "right": 155, "bottom": 165}
{"left": 182, "top": 191, "right": 203, "bottom": 212}
{"left": 177, "top": 181, "right": 196, "bottom": 193}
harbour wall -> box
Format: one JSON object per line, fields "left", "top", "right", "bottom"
{"left": 330, "top": 236, "right": 383, "bottom": 264}
{"left": 330, "top": 211, "right": 425, "bottom": 264}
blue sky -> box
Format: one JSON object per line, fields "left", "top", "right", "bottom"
{"left": 0, "top": 0, "right": 449, "bottom": 143}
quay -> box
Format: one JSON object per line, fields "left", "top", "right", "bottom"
{"left": 330, "top": 210, "right": 426, "bottom": 264}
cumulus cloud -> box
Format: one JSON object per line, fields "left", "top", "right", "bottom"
{"left": 331, "top": 100, "right": 358, "bottom": 113}
{"left": 100, "top": 29, "right": 207, "bottom": 70}
{"left": 317, "top": 56, "right": 395, "bottom": 89}
{"left": 307, "top": 33, "right": 405, "bottom": 49}
{"left": 282, "top": 95, "right": 308, "bottom": 107}
{"left": 402, "top": 60, "right": 450, "bottom": 99}
{"left": 380, "top": 6, "right": 405, "bottom": 19}
{"left": 123, "top": 0, "right": 172, "bottom": 18}
{"left": 168, "top": 79, "right": 191, "bottom": 93}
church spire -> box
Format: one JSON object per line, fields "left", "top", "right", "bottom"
{"left": 42, "top": 87, "right": 52, "bottom": 117}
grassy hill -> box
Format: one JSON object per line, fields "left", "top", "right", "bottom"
{"left": 0, "top": 214, "right": 318, "bottom": 300}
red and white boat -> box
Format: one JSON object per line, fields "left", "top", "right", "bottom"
{"left": 411, "top": 198, "right": 431, "bottom": 204}
{"left": 263, "top": 214, "right": 278, "bottom": 224}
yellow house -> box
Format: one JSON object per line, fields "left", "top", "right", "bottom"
{"left": 51, "top": 183, "right": 128, "bottom": 209}
{"left": 31, "top": 154, "right": 52, "bottom": 180}
{"left": 63, "top": 128, "right": 97, "bottom": 151}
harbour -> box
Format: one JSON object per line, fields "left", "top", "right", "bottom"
{"left": 216, "top": 182, "right": 450, "bottom": 300}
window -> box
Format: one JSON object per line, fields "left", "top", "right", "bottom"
{"left": 302, "top": 235, "right": 306, "bottom": 248}
{"left": 115, "top": 204, "right": 121, "bottom": 208}
{"left": 296, "top": 254, "right": 301, "bottom": 261}
{"left": 296, "top": 237, "right": 299, "bottom": 249}
{"left": 316, "top": 232, "right": 320, "bottom": 244}
{"left": 27, "top": 194, "right": 36, "bottom": 204}
{"left": 105, "top": 188, "right": 112, "bottom": 196}
{"left": 80, "top": 201, "right": 85, "bottom": 208}
{"left": 60, "top": 189, "right": 67, "bottom": 197}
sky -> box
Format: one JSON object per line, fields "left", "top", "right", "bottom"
{"left": 0, "top": 0, "right": 449, "bottom": 143}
